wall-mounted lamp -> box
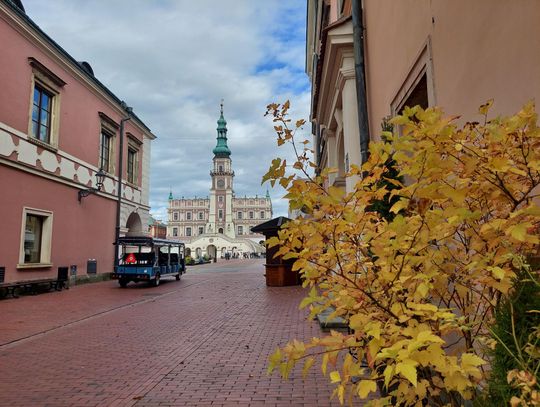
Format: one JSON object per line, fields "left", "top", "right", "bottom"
{"left": 78, "top": 169, "right": 106, "bottom": 202}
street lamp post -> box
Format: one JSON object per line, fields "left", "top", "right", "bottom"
{"left": 114, "top": 103, "right": 132, "bottom": 271}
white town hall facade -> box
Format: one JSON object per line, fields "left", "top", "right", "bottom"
{"left": 166, "top": 104, "right": 272, "bottom": 259}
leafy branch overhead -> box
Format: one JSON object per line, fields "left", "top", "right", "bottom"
{"left": 263, "top": 100, "right": 540, "bottom": 406}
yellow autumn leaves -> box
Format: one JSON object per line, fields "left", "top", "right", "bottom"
{"left": 265, "top": 101, "right": 540, "bottom": 406}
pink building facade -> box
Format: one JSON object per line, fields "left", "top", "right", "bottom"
{"left": 0, "top": 0, "right": 155, "bottom": 283}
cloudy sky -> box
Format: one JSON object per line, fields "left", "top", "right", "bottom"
{"left": 23, "top": 0, "right": 311, "bottom": 220}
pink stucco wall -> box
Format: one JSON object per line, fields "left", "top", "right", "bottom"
{"left": 364, "top": 0, "right": 540, "bottom": 141}
{"left": 0, "top": 166, "right": 117, "bottom": 282}
{"left": 0, "top": 7, "right": 150, "bottom": 284}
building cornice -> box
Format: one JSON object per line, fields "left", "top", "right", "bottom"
{"left": 315, "top": 20, "right": 355, "bottom": 126}
{"left": 312, "top": 16, "right": 353, "bottom": 120}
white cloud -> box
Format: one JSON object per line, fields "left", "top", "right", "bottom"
{"left": 23, "top": 0, "right": 311, "bottom": 221}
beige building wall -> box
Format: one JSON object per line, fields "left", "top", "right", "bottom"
{"left": 364, "top": 0, "right": 540, "bottom": 141}
{"left": 307, "top": 0, "right": 540, "bottom": 189}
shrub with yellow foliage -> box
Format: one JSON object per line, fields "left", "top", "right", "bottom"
{"left": 264, "top": 101, "right": 540, "bottom": 406}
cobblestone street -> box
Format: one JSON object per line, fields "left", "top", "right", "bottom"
{"left": 0, "top": 259, "right": 354, "bottom": 407}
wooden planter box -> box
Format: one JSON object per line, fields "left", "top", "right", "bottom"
{"left": 252, "top": 217, "right": 301, "bottom": 287}
{"left": 264, "top": 263, "right": 300, "bottom": 287}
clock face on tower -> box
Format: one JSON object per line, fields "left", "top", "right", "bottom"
{"left": 217, "top": 179, "right": 225, "bottom": 189}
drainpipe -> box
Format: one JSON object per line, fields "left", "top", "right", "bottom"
{"left": 114, "top": 102, "right": 132, "bottom": 271}
{"left": 351, "top": 0, "right": 370, "bottom": 164}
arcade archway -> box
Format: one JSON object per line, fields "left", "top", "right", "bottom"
{"left": 207, "top": 244, "right": 217, "bottom": 259}
{"left": 125, "top": 212, "right": 143, "bottom": 236}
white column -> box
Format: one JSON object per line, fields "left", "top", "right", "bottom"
{"left": 341, "top": 61, "right": 362, "bottom": 193}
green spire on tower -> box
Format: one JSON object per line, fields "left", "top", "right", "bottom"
{"left": 266, "top": 189, "right": 270, "bottom": 199}
{"left": 168, "top": 190, "right": 173, "bottom": 200}
{"left": 213, "top": 99, "right": 231, "bottom": 158}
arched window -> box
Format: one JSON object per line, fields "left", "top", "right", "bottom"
{"left": 218, "top": 228, "right": 224, "bottom": 234}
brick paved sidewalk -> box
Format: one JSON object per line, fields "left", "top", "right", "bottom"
{"left": 0, "top": 259, "right": 369, "bottom": 406}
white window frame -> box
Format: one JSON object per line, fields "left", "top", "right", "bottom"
{"left": 390, "top": 37, "right": 436, "bottom": 116}
{"left": 98, "top": 112, "right": 118, "bottom": 175}
{"left": 126, "top": 135, "right": 142, "bottom": 186}
{"left": 18, "top": 207, "right": 53, "bottom": 268}
{"left": 127, "top": 147, "right": 138, "bottom": 185}
{"left": 99, "top": 130, "right": 114, "bottom": 173}
{"left": 27, "top": 58, "right": 64, "bottom": 150}
{"left": 238, "top": 225, "right": 243, "bottom": 235}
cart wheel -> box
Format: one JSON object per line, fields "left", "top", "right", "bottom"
{"left": 119, "top": 278, "right": 128, "bottom": 288}
{"left": 175, "top": 274, "right": 180, "bottom": 281}
{"left": 152, "top": 273, "right": 160, "bottom": 287}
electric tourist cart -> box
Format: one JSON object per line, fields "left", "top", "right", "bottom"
{"left": 112, "top": 236, "right": 186, "bottom": 287}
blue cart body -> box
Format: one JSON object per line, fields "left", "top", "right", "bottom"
{"left": 112, "top": 236, "right": 185, "bottom": 287}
